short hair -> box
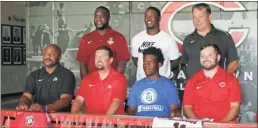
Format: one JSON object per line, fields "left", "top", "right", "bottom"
{"left": 146, "top": 6, "right": 161, "bottom": 18}
{"left": 192, "top": 3, "right": 211, "bottom": 15}
{"left": 200, "top": 44, "right": 221, "bottom": 55}
{"left": 143, "top": 47, "right": 164, "bottom": 64}
{"left": 96, "top": 46, "right": 113, "bottom": 58}
{"left": 45, "top": 44, "right": 62, "bottom": 56}
{"left": 96, "top": 6, "right": 110, "bottom": 18}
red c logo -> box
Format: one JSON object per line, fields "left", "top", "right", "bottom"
{"left": 160, "top": 2, "right": 249, "bottom": 52}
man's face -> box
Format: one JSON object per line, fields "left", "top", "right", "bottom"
{"left": 145, "top": 9, "right": 160, "bottom": 29}
{"left": 95, "top": 50, "right": 113, "bottom": 70}
{"left": 94, "top": 9, "right": 109, "bottom": 30}
{"left": 43, "top": 46, "right": 60, "bottom": 68}
{"left": 143, "top": 54, "right": 160, "bottom": 76}
{"left": 200, "top": 46, "right": 220, "bottom": 70}
{"left": 192, "top": 7, "right": 211, "bottom": 32}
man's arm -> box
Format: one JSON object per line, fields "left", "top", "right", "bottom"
{"left": 183, "top": 105, "right": 198, "bottom": 119}
{"left": 80, "top": 62, "right": 88, "bottom": 79}
{"left": 46, "top": 94, "right": 73, "bottom": 112}
{"left": 127, "top": 106, "right": 137, "bottom": 116}
{"left": 71, "top": 96, "right": 84, "bottom": 114}
{"left": 116, "top": 61, "right": 127, "bottom": 74}
{"left": 170, "top": 58, "right": 180, "bottom": 71}
{"left": 227, "top": 60, "right": 238, "bottom": 74}
{"left": 169, "top": 104, "right": 179, "bottom": 118}
{"left": 220, "top": 102, "right": 240, "bottom": 122}
{"left": 106, "top": 99, "right": 123, "bottom": 115}
{"left": 16, "top": 92, "right": 33, "bottom": 111}
{"left": 132, "top": 57, "right": 138, "bottom": 67}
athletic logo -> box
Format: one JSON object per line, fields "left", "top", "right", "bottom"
{"left": 87, "top": 41, "right": 92, "bottom": 44}
{"left": 140, "top": 88, "right": 157, "bottom": 104}
{"left": 53, "top": 77, "right": 58, "bottom": 81}
{"left": 196, "top": 86, "right": 202, "bottom": 89}
{"left": 107, "top": 37, "right": 114, "bottom": 45}
{"left": 89, "top": 84, "right": 95, "bottom": 87}
{"left": 160, "top": 2, "right": 249, "bottom": 53}
{"left": 26, "top": 116, "right": 34, "bottom": 127}
{"left": 138, "top": 41, "right": 155, "bottom": 53}
{"left": 107, "top": 84, "right": 112, "bottom": 89}
{"left": 38, "top": 79, "right": 44, "bottom": 82}
{"left": 218, "top": 82, "right": 226, "bottom": 87}
{"left": 190, "top": 40, "right": 195, "bottom": 44}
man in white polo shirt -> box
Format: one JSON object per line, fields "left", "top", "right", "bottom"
{"left": 131, "top": 6, "right": 180, "bottom": 81}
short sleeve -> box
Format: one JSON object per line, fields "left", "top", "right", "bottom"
{"left": 112, "top": 75, "right": 127, "bottom": 101}
{"left": 76, "top": 78, "right": 88, "bottom": 98}
{"left": 115, "top": 35, "right": 130, "bottom": 61}
{"left": 228, "top": 77, "right": 242, "bottom": 102}
{"left": 130, "top": 36, "right": 139, "bottom": 58}
{"left": 166, "top": 81, "right": 180, "bottom": 106}
{"left": 166, "top": 37, "right": 180, "bottom": 60}
{"left": 76, "top": 36, "right": 89, "bottom": 62}
{"left": 225, "top": 32, "right": 238, "bottom": 64}
{"left": 24, "top": 73, "right": 36, "bottom": 95}
{"left": 181, "top": 39, "right": 189, "bottom": 64}
{"left": 127, "top": 84, "right": 138, "bottom": 107}
{"left": 182, "top": 78, "right": 194, "bottom": 105}
{"left": 61, "top": 71, "right": 76, "bottom": 96}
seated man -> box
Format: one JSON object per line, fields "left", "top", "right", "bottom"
{"left": 71, "top": 46, "right": 127, "bottom": 115}
{"left": 183, "top": 44, "right": 241, "bottom": 122}
{"left": 127, "top": 47, "right": 180, "bottom": 118}
{"left": 16, "top": 44, "right": 76, "bottom": 112}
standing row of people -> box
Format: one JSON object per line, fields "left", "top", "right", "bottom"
{"left": 17, "top": 3, "right": 241, "bottom": 123}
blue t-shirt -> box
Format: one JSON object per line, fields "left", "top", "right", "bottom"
{"left": 127, "top": 76, "right": 180, "bottom": 118}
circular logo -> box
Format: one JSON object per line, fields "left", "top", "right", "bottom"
{"left": 140, "top": 88, "right": 157, "bottom": 104}
{"left": 26, "top": 116, "right": 34, "bottom": 127}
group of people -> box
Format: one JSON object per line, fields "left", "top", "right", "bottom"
{"left": 17, "top": 3, "right": 241, "bottom": 123}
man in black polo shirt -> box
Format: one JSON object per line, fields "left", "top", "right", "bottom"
{"left": 16, "top": 44, "right": 75, "bottom": 112}
{"left": 182, "top": 3, "right": 238, "bottom": 79}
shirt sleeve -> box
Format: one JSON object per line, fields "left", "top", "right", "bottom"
{"left": 182, "top": 78, "right": 194, "bottom": 105}
{"left": 228, "top": 77, "right": 242, "bottom": 102}
{"left": 166, "top": 81, "right": 181, "bottom": 106}
{"left": 127, "top": 84, "right": 138, "bottom": 107}
{"left": 181, "top": 39, "right": 189, "bottom": 64}
{"left": 225, "top": 32, "right": 238, "bottom": 64}
{"left": 116, "top": 35, "right": 130, "bottom": 61}
{"left": 112, "top": 75, "right": 127, "bottom": 101}
{"left": 130, "top": 36, "right": 139, "bottom": 58}
{"left": 76, "top": 36, "right": 89, "bottom": 63}
{"left": 61, "top": 71, "right": 76, "bottom": 96}
{"left": 24, "top": 73, "right": 36, "bottom": 95}
{"left": 76, "top": 78, "right": 88, "bottom": 98}
{"left": 166, "top": 37, "right": 180, "bottom": 60}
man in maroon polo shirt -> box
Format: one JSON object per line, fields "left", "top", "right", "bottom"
{"left": 76, "top": 6, "right": 129, "bottom": 78}
{"left": 183, "top": 44, "right": 241, "bottom": 123}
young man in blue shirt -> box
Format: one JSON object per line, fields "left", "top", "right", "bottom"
{"left": 127, "top": 47, "right": 180, "bottom": 118}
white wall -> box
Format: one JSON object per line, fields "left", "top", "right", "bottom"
{"left": 1, "top": 2, "right": 26, "bottom": 94}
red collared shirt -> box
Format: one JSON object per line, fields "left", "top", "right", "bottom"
{"left": 77, "top": 69, "right": 127, "bottom": 115}
{"left": 183, "top": 67, "right": 241, "bottom": 121}
{"left": 76, "top": 28, "right": 130, "bottom": 73}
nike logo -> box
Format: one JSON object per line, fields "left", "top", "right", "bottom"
{"left": 38, "top": 79, "right": 44, "bottom": 82}
{"left": 88, "top": 41, "right": 92, "bottom": 44}
{"left": 196, "top": 86, "right": 202, "bottom": 89}
{"left": 89, "top": 84, "right": 95, "bottom": 87}
{"left": 107, "top": 84, "right": 112, "bottom": 89}
{"left": 190, "top": 40, "right": 195, "bottom": 44}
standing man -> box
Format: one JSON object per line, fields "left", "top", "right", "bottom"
{"left": 16, "top": 44, "right": 76, "bottom": 112}
{"left": 183, "top": 44, "right": 241, "bottom": 122}
{"left": 127, "top": 47, "right": 180, "bottom": 118}
{"left": 76, "top": 6, "right": 129, "bottom": 79}
{"left": 182, "top": 3, "right": 238, "bottom": 79}
{"left": 72, "top": 46, "right": 127, "bottom": 115}
{"left": 131, "top": 7, "right": 180, "bottom": 81}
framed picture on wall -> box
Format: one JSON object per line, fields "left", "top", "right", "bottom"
{"left": 1, "top": 25, "right": 11, "bottom": 44}
{"left": 22, "top": 27, "right": 26, "bottom": 44}
{"left": 1, "top": 46, "right": 12, "bottom": 65}
{"left": 12, "top": 47, "right": 22, "bottom": 65}
{"left": 12, "top": 26, "right": 22, "bottom": 44}
{"left": 23, "top": 47, "right": 26, "bottom": 64}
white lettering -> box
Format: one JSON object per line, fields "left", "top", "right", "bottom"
{"left": 244, "top": 72, "right": 253, "bottom": 81}
{"left": 177, "top": 70, "right": 186, "bottom": 79}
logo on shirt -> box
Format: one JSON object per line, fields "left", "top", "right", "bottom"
{"left": 26, "top": 116, "right": 35, "bottom": 127}
{"left": 89, "top": 84, "right": 95, "bottom": 87}
{"left": 137, "top": 105, "right": 164, "bottom": 112}
{"left": 138, "top": 41, "right": 155, "bottom": 53}
{"left": 218, "top": 82, "right": 226, "bottom": 87}
{"left": 190, "top": 40, "right": 195, "bottom": 44}
{"left": 107, "top": 37, "right": 114, "bottom": 45}
{"left": 140, "top": 88, "right": 157, "bottom": 104}
{"left": 38, "top": 79, "right": 44, "bottom": 82}
{"left": 196, "top": 86, "right": 202, "bottom": 89}
{"left": 53, "top": 77, "right": 58, "bottom": 82}
{"left": 87, "top": 41, "right": 92, "bottom": 44}
{"left": 107, "top": 84, "right": 112, "bottom": 89}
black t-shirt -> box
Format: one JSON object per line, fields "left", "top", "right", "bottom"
{"left": 24, "top": 64, "right": 76, "bottom": 112}
{"left": 182, "top": 24, "right": 238, "bottom": 79}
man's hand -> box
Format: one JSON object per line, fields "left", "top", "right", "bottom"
{"left": 16, "top": 103, "right": 29, "bottom": 111}
{"left": 170, "top": 108, "right": 182, "bottom": 118}
{"left": 30, "top": 103, "right": 44, "bottom": 112}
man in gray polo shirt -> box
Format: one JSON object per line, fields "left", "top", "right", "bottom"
{"left": 182, "top": 3, "right": 238, "bottom": 79}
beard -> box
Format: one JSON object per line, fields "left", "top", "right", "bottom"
{"left": 95, "top": 22, "right": 109, "bottom": 30}
{"left": 44, "top": 59, "right": 58, "bottom": 68}
{"left": 96, "top": 61, "right": 105, "bottom": 70}
{"left": 201, "top": 60, "right": 217, "bottom": 70}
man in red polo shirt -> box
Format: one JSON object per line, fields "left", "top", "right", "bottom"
{"left": 76, "top": 6, "right": 129, "bottom": 79}
{"left": 71, "top": 46, "right": 127, "bottom": 115}
{"left": 183, "top": 44, "right": 241, "bottom": 122}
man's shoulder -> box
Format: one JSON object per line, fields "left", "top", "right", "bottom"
{"left": 112, "top": 70, "right": 126, "bottom": 80}
{"left": 59, "top": 66, "right": 75, "bottom": 76}
{"left": 110, "top": 29, "right": 126, "bottom": 38}
{"left": 81, "top": 30, "right": 96, "bottom": 40}
{"left": 132, "top": 30, "right": 147, "bottom": 39}
{"left": 183, "top": 31, "right": 197, "bottom": 43}
{"left": 213, "top": 27, "right": 232, "bottom": 38}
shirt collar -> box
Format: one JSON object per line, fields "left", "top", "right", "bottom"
{"left": 93, "top": 27, "right": 113, "bottom": 36}
{"left": 93, "top": 68, "right": 115, "bottom": 82}
{"left": 200, "top": 66, "right": 223, "bottom": 80}
{"left": 40, "top": 63, "right": 62, "bottom": 76}
{"left": 193, "top": 24, "right": 216, "bottom": 36}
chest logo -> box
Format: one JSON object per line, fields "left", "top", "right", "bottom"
{"left": 89, "top": 84, "right": 95, "bottom": 87}
{"left": 107, "top": 84, "right": 112, "bottom": 89}
{"left": 26, "top": 116, "right": 35, "bottom": 127}
{"left": 53, "top": 77, "right": 58, "bottom": 82}
{"left": 196, "top": 86, "right": 202, "bottom": 89}
{"left": 107, "top": 37, "right": 114, "bottom": 45}
{"left": 140, "top": 88, "right": 157, "bottom": 104}
{"left": 218, "top": 82, "right": 226, "bottom": 87}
